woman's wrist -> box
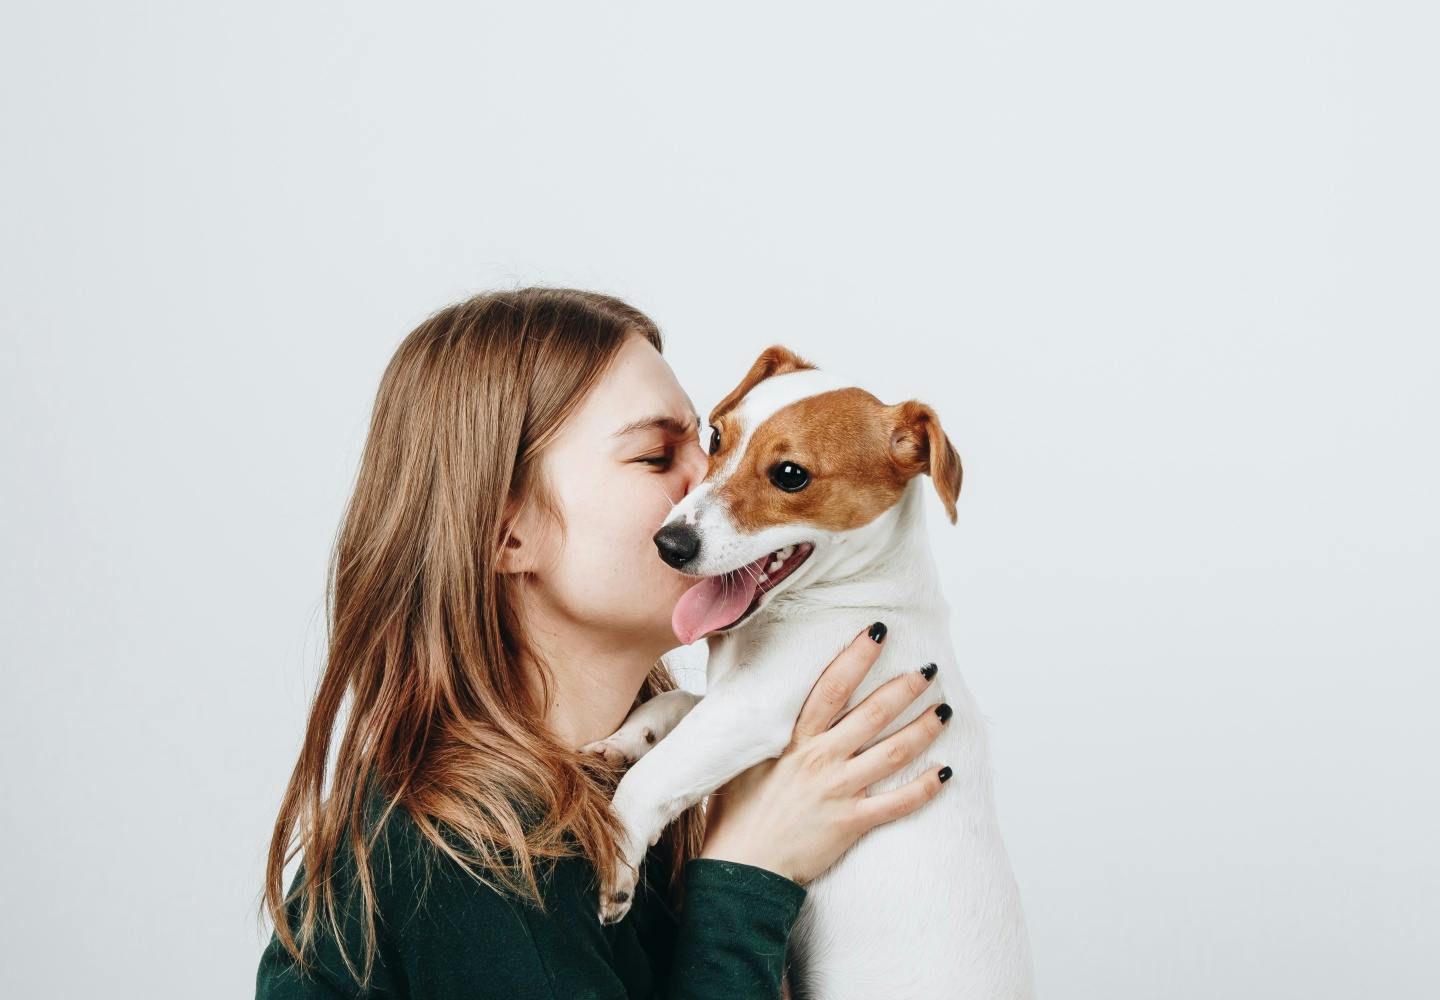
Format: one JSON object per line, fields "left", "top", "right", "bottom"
{"left": 697, "top": 838, "right": 795, "bottom": 882}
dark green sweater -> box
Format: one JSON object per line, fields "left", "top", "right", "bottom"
{"left": 255, "top": 802, "right": 807, "bottom": 999}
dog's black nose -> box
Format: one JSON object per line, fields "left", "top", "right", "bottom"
{"left": 653, "top": 522, "right": 701, "bottom": 568}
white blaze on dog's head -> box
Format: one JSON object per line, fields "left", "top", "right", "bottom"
{"left": 656, "top": 345, "right": 963, "bottom": 645}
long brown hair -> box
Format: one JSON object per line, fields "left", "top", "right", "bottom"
{"left": 259, "top": 287, "right": 705, "bottom": 986}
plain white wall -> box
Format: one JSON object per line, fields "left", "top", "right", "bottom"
{"left": 2, "top": 2, "right": 1436, "bottom": 997}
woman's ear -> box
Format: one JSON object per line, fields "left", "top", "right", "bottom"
{"left": 888, "top": 400, "right": 963, "bottom": 523}
{"left": 496, "top": 498, "right": 548, "bottom": 575}
{"left": 496, "top": 527, "right": 527, "bottom": 575}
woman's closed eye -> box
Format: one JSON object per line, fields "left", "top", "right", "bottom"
{"left": 634, "top": 448, "right": 674, "bottom": 472}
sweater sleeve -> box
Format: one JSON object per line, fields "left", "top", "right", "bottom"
{"left": 660, "top": 858, "right": 808, "bottom": 999}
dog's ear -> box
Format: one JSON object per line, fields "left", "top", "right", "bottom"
{"left": 709, "top": 345, "right": 817, "bottom": 422}
{"left": 888, "top": 400, "right": 963, "bottom": 523}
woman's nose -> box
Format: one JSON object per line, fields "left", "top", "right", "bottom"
{"left": 676, "top": 439, "right": 709, "bottom": 497}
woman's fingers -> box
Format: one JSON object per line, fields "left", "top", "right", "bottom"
{"left": 792, "top": 621, "right": 888, "bottom": 741}
{"left": 842, "top": 694, "right": 948, "bottom": 791}
{"left": 820, "top": 661, "right": 938, "bottom": 759}
{"left": 851, "top": 764, "right": 952, "bottom": 832}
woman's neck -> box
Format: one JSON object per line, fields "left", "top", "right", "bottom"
{"left": 523, "top": 616, "right": 662, "bottom": 750}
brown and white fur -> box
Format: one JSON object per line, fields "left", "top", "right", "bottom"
{"left": 584, "top": 346, "right": 1035, "bottom": 999}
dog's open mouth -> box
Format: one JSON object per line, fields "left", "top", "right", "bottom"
{"left": 672, "top": 542, "right": 815, "bottom": 645}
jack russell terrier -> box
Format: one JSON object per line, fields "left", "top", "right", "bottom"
{"left": 582, "top": 345, "right": 1035, "bottom": 999}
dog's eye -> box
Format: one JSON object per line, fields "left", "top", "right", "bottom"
{"left": 769, "top": 461, "right": 810, "bottom": 492}
{"left": 707, "top": 426, "right": 721, "bottom": 455}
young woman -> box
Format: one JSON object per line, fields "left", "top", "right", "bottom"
{"left": 255, "top": 288, "right": 953, "bottom": 999}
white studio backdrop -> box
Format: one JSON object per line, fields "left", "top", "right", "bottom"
{"left": 2, "top": 2, "right": 1437, "bottom": 998}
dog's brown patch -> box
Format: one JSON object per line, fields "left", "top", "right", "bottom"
{"left": 712, "top": 387, "right": 964, "bottom": 531}
{"left": 708, "top": 345, "right": 817, "bottom": 425}
{"left": 705, "top": 344, "right": 816, "bottom": 469}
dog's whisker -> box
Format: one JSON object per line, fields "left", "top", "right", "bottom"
{"left": 648, "top": 481, "right": 679, "bottom": 513}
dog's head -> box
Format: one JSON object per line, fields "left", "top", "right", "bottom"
{"left": 658, "top": 344, "right": 962, "bottom": 644}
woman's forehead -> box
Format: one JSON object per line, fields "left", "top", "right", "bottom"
{"left": 565, "top": 337, "right": 697, "bottom": 444}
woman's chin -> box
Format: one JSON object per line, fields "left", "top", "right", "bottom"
{"left": 627, "top": 572, "right": 706, "bottom": 651}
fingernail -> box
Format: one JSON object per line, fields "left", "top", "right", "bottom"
{"left": 868, "top": 621, "right": 887, "bottom": 643}
{"left": 919, "top": 662, "right": 937, "bottom": 681}
{"left": 934, "top": 702, "right": 952, "bottom": 724}
{"left": 938, "top": 765, "right": 953, "bottom": 783}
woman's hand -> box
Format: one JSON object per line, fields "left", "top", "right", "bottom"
{"left": 698, "top": 621, "right": 951, "bottom": 885}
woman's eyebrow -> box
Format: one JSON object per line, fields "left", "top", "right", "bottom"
{"left": 610, "top": 412, "right": 701, "bottom": 440}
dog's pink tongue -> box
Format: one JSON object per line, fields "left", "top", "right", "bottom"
{"left": 672, "top": 562, "right": 764, "bottom": 645}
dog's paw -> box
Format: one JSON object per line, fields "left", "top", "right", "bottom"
{"left": 598, "top": 861, "right": 639, "bottom": 925}
{"left": 580, "top": 725, "right": 657, "bottom": 768}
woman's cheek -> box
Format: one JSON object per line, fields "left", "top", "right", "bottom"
{"left": 618, "top": 507, "right": 686, "bottom": 601}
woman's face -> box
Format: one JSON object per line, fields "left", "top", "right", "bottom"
{"left": 509, "top": 334, "right": 711, "bottom": 655}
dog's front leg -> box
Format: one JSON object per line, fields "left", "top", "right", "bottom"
{"left": 580, "top": 688, "right": 701, "bottom": 766}
{"left": 597, "top": 676, "right": 795, "bottom": 924}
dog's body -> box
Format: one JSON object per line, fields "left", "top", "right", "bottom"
{"left": 585, "top": 348, "right": 1034, "bottom": 999}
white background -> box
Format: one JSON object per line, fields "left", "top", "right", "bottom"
{"left": 2, "top": 2, "right": 1437, "bottom": 997}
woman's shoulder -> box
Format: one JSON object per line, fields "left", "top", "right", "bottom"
{"left": 362, "top": 798, "right": 668, "bottom": 998}
{"left": 360, "top": 796, "right": 534, "bottom": 923}
{"left": 258, "top": 797, "right": 559, "bottom": 998}
{"left": 375, "top": 796, "right": 680, "bottom": 947}
{"left": 363, "top": 792, "right": 635, "bottom": 931}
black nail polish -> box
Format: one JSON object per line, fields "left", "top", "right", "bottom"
{"left": 868, "top": 621, "right": 887, "bottom": 643}
{"left": 938, "top": 765, "right": 953, "bottom": 783}
{"left": 919, "top": 662, "right": 937, "bottom": 681}
{"left": 935, "top": 702, "right": 952, "bottom": 723}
